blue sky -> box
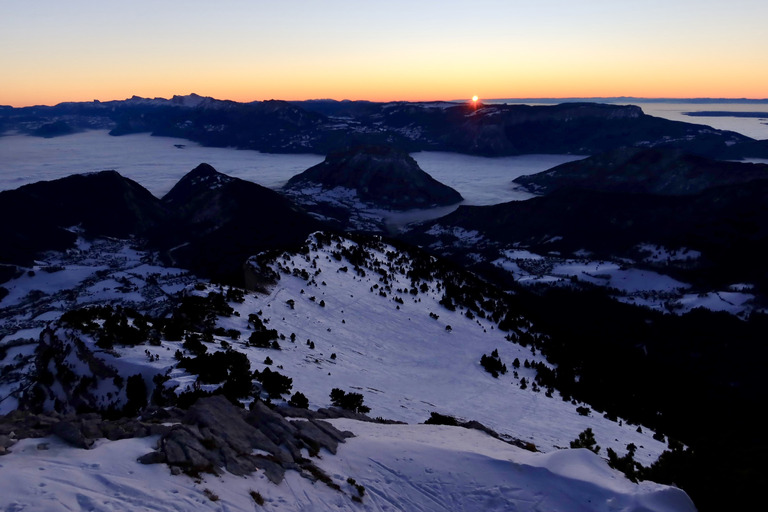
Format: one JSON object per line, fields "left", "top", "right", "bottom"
{"left": 1, "top": 0, "right": 766, "bottom": 106}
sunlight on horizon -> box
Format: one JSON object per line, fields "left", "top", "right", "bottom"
{"left": 1, "top": 1, "right": 767, "bottom": 107}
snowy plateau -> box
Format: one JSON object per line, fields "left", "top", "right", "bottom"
{"left": 0, "top": 232, "right": 694, "bottom": 511}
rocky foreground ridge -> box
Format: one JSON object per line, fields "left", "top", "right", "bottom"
{"left": 0, "top": 395, "right": 372, "bottom": 487}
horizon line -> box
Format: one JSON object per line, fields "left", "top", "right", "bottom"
{"left": 5, "top": 95, "right": 768, "bottom": 109}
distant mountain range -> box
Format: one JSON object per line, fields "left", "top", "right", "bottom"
{"left": 483, "top": 97, "right": 768, "bottom": 104}
{"left": 2, "top": 94, "right": 767, "bottom": 159}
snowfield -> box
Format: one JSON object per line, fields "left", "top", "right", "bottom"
{"left": 1, "top": 233, "right": 695, "bottom": 510}
{"left": 492, "top": 248, "right": 758, "bottom": 317}
{"left": 231, "top": 234, "right": 669, "bottom": 463}
{"left": 0, "top": 420, "right": 694, "bottom": 512}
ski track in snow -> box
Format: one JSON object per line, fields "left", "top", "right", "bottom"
{"left": 0, "top": 422, "right": 695, "bottom": 512}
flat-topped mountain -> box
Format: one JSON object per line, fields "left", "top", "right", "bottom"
{"left": 513, "top": 147, "right": 768, "bottom": 195}
{"left": 284, "top": 145, "right": 463, "bottom": 210}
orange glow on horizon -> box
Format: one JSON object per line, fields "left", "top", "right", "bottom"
{"left": 3, "top": 72, "right": 767, "bottom": 108}
{"left": 2, "top": 2, "right": 766, "bottom": 108}
{"left": 7, "top": 87, "right": 768, "bottom": 109}
{"left": 5, "top": 68, "right": 767, "bottom": 108}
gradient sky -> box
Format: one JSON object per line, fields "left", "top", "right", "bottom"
{"left": 1, "top": 0, "right": 766, "bottom": 107}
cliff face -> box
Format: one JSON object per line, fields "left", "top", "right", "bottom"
{"left": 284, "top": 145, "right": 463, "bottom": 210}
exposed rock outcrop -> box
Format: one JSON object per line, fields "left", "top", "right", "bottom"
{"left": 137, "top": 396, "right": 354, "bottom": 485}
{"left": 0, "top": 405, "right": 182, "bottom": 454}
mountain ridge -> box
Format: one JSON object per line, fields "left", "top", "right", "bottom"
{"left": 0, "top": 164, "right": 326, "bottom": 284}
{"left": 2, "top": 95, "right": 764, "bottom": 159}
{"left": 513, "top": 147, "right": 768, "bottom": 195}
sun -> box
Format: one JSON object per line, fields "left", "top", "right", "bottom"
{"left": 472, "top": 95, "right": 479, "bottom": 102}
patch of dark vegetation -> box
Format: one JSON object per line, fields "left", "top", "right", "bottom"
{"left": 569, "top": 428, "right": 600, "bottom": 454}
{"left": 164, "top": 292, "right": 234, "bottom": 337}
{"left": 509, "top": 285, "right": 768, "bottom": 511}
{"left": 177, "top": 350, "right": 252, "bottom": 400}
{"left": 423, "top": 412, "right": 459, "bottom": 426}
{"left": 346, "top": 477, "right": 366, "bottom": 499}
{"left": 329, "top": 388, "right": 370, "bottom": 414}
{"left": 60, "top": 305, "right": 155, "bottom": 349}
{"left": 480, "top": 349, "right": 507, "bottom": 378}
{"left": 423, "top": 411, "right": 536, "bottom": 452}
{"left": 288, "top": 392, "right": 309, "bottom": 409}
{"left": 254, "top": 368, "right": 292, "bottom": 399}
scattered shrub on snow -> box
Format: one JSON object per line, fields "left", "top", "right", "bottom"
{"left": 289, "top": 391, "right": 309, "bottom": 409}
{"left": 570, "top": 427, "right": 600, "bottom": 454}
{"left": 329, "top": 388, "right": 370, "bottom": 414}
{"left": 424, "top": 411, "right": 459, "bottom": 426}
{"left": 480, "top": 349, "right": 507, "bottom": 378}
{"left": 607, "top": 443, "right": 641, "bottom": 482}
{"left": 255, "top": 367, "right": 293, "bottom": 398}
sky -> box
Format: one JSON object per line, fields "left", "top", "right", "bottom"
{"left": 1, "top": 0, "right": 767, "bottom": 107}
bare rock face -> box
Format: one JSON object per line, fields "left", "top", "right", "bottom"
{"left": 0, "top": 406, "right": 181, "bottom": 454}
{"left": 50, "top": 421, "right": 95, "bottom": 449}
{"left": 138, "top": 396, "right": 354, "bottom": 484}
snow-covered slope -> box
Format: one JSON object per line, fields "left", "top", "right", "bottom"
{"left": 235, "top": 232, "right": 668, "bottom": 462}
{"left": 0, "top": 420, "right": 694, "bottom": 512}
{"left": 1, "top": 232, "right": 694, "bottom": 510}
